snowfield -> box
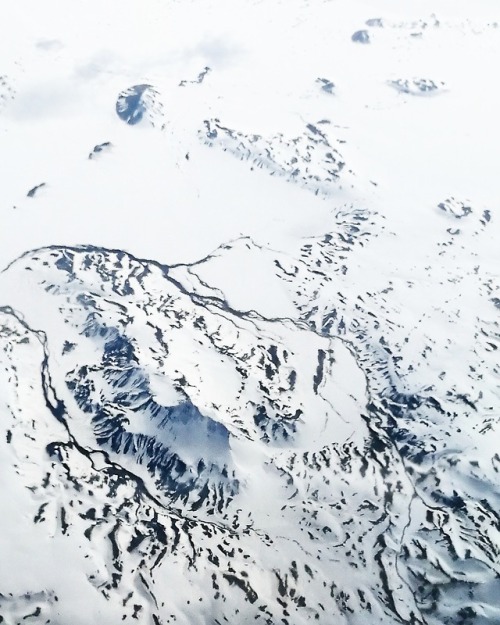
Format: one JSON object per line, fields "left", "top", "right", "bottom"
{"left": 0, "top": 1, "right": 499, "bottom": 624}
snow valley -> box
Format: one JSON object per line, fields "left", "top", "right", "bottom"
{"left": 0, "top": 1, "right": 499, "bottom": 624}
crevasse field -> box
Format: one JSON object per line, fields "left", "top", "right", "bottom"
{"left": 0, "top": 1, "right": 499, "bottom": 624}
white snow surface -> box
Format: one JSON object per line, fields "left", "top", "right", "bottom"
{"left": 0, "top": 1, "right": 499, "bottom": 624}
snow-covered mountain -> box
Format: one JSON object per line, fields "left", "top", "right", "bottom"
{"left": 0, "top": 1, "right": 499, "bottom": 624}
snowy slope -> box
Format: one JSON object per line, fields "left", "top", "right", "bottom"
{"left": 0, "top": 1, "right": 499, "bottom": 624}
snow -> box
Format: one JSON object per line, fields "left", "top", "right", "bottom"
{"left": 1, "top": 0, "right": 499, "bottom": 623}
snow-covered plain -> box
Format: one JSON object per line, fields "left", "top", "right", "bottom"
{"left": 0, "top": 1, "right": 499, "bottom": 624}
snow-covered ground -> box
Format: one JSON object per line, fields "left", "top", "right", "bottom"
{"left": 0, "top": 1, "right": 499, "bottom": 624}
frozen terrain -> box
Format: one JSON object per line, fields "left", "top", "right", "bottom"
{"left": 0, "top": 1, "right": 499, "bottom": 624}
